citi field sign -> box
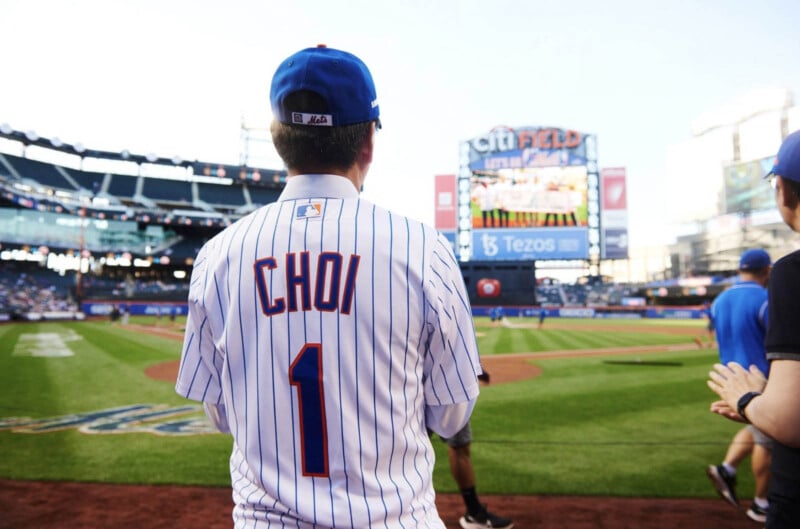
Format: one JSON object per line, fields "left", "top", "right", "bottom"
{"left": 467, "top": 126, "right": 588, "bottom": 171}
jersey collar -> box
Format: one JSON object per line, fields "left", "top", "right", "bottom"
{"left": 278, "top": 174, "right": 360, "bottom": 201}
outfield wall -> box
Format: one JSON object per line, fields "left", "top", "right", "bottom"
{"left": 82, "top": 301, "right": 188, "bottom": 318}
{"left": 77, "top": 301, "right": 702, "bottom": 320}
{"left": 471, "top": 305, "right": 704, "bottom": 320}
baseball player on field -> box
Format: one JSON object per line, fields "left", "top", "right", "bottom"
{"left": 175, "top": 45, "right": 482, "bottom": 529}
{"left": 705, "top": 249, "right": 772, "bottom": 523}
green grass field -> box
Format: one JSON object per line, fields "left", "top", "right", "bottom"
{"left": 0, "top": 316, "right": 748, "bottom": 499}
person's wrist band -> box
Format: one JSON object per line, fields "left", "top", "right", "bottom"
{"left": 736, "top": 391, "right": 762, "bottom": 422}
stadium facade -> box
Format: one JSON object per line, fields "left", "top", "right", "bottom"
{"left": 663, "top": 89, "right": 800, "bottom": 275}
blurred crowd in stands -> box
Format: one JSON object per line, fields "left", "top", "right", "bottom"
{"left": 0, "top": 262, "right": 78, "bottom": 315}
{"left": 0, "top": 262, "right": 190, "bottom": 315}
{"left": 81, "top": 274, "right": 189, "bottom": 301}
{"left": 536, "top": 279, "right": 639, "bottom": 307}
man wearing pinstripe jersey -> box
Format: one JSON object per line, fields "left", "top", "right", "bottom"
{"left": 175, "top": 45, "right": 483, "bottom": 529}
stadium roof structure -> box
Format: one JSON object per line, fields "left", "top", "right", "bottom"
{"left": 0, "top": 123, "right": 192, "bottom": 168}
{"left": 0, "top": 124, "right": 287, "bottom": 229}
{"left": 0, "top": 123, "right": 287, "bottom": 186}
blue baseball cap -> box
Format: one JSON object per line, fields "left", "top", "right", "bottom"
{"left": 766, "top": 130, "right": 800, "bottom": 183}
{"left": 270, "top": 45, "right": 380, "bottom": 128}
{"left": 739, "top": 248, "right": 771, "bottom": 270}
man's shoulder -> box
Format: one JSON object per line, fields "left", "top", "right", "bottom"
{"left": 774, "top": 248, "right": 800, "bottom": 269}
{"left": 769, "top": 250, "right": 800, "bottom": 291}
{"left": 198, "top": 207, "right": 270, "bottom": 256}
{"left": 714, "top": 283, "right": 765, "bottom": 307}
{"left": 373, "top": 202, "right": 442, "bottom": 235}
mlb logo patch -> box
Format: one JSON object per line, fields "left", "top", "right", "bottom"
{"left": 296, "top": 202, "right": 323, "bottom": 219}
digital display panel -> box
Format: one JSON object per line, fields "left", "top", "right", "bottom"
{"left": 454, "top": 126, "right": 599, "bottom": 261}
{"left": 470, "top": 165, "right": 588, "bottom": 229}
{"left": 723, "top": 156, "right": 776, "bottom": 214}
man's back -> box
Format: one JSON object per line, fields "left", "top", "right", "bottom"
{"left": 712, "top": 281, "right": 768, "bottom": 373}
{"left": 177, "top": 174, "right": 480, "bottom": 528}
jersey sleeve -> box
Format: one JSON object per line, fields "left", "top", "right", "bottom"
{"left": 421, "top": 234, "right": 481, "bottom": 407}
{"left": 175, "top": 244, "right": 224, "bottom": 404}
{"left": 766, "top": 253, "right": 800, "bottom": 361}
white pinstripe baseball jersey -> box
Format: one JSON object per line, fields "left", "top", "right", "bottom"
{"left": 176, "top": 173, "right": 481, "bottom": 529}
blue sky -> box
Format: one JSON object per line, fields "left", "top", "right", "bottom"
{"left": 1, "top": 0, "right": 799, "bottom": 251}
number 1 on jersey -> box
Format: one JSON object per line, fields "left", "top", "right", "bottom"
{"left": 288, "top": 343, "right": 329, "bottom": 477}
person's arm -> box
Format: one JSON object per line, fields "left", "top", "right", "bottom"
{"left": 709, "top": 360, "right": 800, "bottom": 447}
{"left": 742, "top": 360, "right": 800, "bottom": 446}
{"left": 203, "top": 402, "right": 231, "bottom": 434}
{"left": 426, "top": 400, "right": 476, "bottom": 439}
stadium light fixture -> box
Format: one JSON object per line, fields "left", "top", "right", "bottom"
{"left": 25, "top": 130, "right": 39, "bottom": 141}
{"left": 74, "top": 143, "right": 85, "bottom": 153}
{"left": 0, "top": 123, "right": 12, "bottom": 135}
{"left": 120, "top": 150, "right": 131, "bottom": 159}
{"left": 50, "top": 137, "right": 63, "bottom": 148}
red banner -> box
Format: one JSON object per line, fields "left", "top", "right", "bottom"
{"left": 434, "top": 174, "right": 457, "bottom": 230}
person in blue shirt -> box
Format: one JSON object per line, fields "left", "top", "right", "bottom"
{"left": 537, "top": 309, "right": 546, "bottom": 329}
{"left": 706, "top": 248, "right": 772, "bottom": 523}
{"left": 693, "top": 300, "right": 715, "bottom": 348}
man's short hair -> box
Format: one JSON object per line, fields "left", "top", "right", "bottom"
{"left": 784, "top": 177, "right": 800, "bottom": 198}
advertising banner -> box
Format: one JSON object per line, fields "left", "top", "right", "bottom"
{"left": 602, "top": 228, "right": 628, "bottom": 259}
{"left": 82, "top": 302, "right": 188, "bottom": 317}
{"left": 470, "top": 227, "right": 588, "bottom": 260}
{"left": 466, "top": 126, "right": 588, "bottom": 170}
{"left": 600, "top": 167, "right": 629, "bottom": 259}
{"left": 440, "top": 227, "right": 588, "bottom": 260}
{"left": 434, "top": 174, "right": 457, "bottom": 230}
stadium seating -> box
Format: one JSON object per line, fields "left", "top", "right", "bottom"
{"left": 197, "top": 182, "right": 246, "bottom": 208}
{"left": 141, "top": 177, "right": 192, "bottom": 205}
{"left": 248, "top": 185, "right": 282, "bottom": 207}
{"left": 106, "top": 173, "right": 138, "bottom": 201}
{"left": 536, "top": 285, "right": 564, "bottom": 305}
{"left": 63, "top": 167, "right": 106, "bottom": 194}
{"left": 2, "top": 155, "right": 76, "bottom": 190}
{"left": 160, "top": 236, "right": 207, "bottom": 260}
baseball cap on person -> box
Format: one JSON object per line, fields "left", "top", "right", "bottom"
{"left": 270, "top": 44, "right": 380, "bottom": 128}
{"left": 766, "top": 130, "right": 800, "bottom": 183}
{"left": 739, "top": 248, "right": 771, "bottom": 270}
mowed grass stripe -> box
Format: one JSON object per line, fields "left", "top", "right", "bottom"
{"left": 475, "top": 317, "right": 693, "bottom": 355}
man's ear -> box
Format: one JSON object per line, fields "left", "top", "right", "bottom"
{"left": 778, "top": 176, "right": 798, "bottom": 209}
{"left": 357, "top": 124, "right": 376, "bottom": 168}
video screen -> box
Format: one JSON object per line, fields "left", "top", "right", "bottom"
{"left": 723, "top": 157, "right": 775, "bottom": 214}
{"left": 470, "top": 165, "right": 588, "bottom": 229}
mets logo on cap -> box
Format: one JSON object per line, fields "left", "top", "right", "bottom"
{"left": 292, "top": 112, "right": 333, "bottom": 127}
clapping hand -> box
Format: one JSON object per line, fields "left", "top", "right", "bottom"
{"left": 707, "top": 362, "right": 767, "bottom": 422}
